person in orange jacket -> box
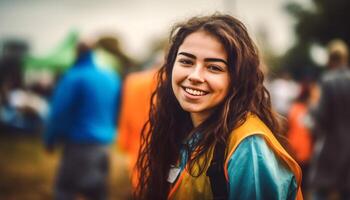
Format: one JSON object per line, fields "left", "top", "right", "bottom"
{"left": 117, "top": 67, "right": 158, "bottom": 187}
{"left": 287, "top": 81, "right": 315, "bottom": 192}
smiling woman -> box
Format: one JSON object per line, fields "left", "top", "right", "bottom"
{"left": 135, "top": 14, "right": 303, "bottom": 200}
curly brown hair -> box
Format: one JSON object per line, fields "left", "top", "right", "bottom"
{"left": 135, "top": 13, "right": 281, "bottom": 200}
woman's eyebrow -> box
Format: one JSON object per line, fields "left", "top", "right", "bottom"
{"left": 178, "top": 52, "right": 228, "bottom": 65}
{"left": 204, "top": 58, "right": 228, "bottom": 66}
{"left": 178, "top": 52, "right": 196, "bottom": 59}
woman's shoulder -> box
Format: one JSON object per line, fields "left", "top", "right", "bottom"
{"left": 228, "top": 135, "right": 295, "bottom": 178}
{"left": 230, "top": 135, "right": 286, "bottom": 163}
{"left": 230, "top": 114, "right": 274, "bottom": 138}
{"left": 226, "top": 114, "right": 273, "bottom": 152}
{"left": 227, "top": 135, "right": 298, "bottom": 199}
{"left": 231, "top": 135, "right": 287, "bottom": 168}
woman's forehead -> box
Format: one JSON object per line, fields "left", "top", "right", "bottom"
{"left": 177, "top": 31, "right": 227, "bottom": 61}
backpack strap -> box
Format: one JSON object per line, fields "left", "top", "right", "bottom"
{"left": 206, "top": 141, "right": 228, "bottom": 200}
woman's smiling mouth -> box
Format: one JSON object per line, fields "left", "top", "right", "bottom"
{"left": 182, "top": 86, "right": 209, "bottom": 96}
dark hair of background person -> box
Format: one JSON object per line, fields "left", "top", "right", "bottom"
{"left": 327, "top": 39, "right": 349, "bottom": 69}
{"left": 328, "top": 51, "right": 348, "bottom": 68}
{"left": 94, "top": 36, "right": 135, "bottom": 77}
{"left": 135, "top": 13, "right": 283, "bottom": 200}
{"left": 74, "top": 42, "right": 91, "bottom": 64}
{"left": 295, "top": 78, "right": 315, "bottom": 104}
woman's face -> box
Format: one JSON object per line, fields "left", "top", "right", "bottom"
{"left": 171, "top": 31, "right": 230, "bottom": 127}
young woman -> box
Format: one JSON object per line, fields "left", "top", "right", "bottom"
{"left": 136, "top": 14, "right": 303, "bottom": 200}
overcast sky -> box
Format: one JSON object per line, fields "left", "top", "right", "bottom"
{"left": 0, "top": 0, "right": 312, "bottom": 60}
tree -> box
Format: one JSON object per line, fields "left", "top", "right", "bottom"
{"left": 280, "top": 0, "right": 350, "bottom": 79}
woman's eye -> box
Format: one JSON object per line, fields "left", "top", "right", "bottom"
{"left": 207, "top": 65, "right": 223, "bottom": 72}
{"left": 178, "top": 59, "right": 193, "bottom": 65}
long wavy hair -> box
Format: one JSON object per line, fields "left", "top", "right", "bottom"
{"left": 135, "top": 14, "right": 282, "bottom": 200}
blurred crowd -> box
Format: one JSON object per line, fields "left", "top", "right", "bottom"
{"left": 269, "top": 39, "right": 350, "bottom": 199}
{"left": 0, "top": 29, "right": 349, "bottom": 199}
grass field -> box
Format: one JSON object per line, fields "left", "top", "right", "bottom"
{"left": 0, "top": 133, "right": 132, "bottom": 200}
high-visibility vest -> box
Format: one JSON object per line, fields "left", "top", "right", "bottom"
{"left": 168, "top": 114, "right": 303, "bottom": 200}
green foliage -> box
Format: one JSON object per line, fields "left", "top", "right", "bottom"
{"left": 291, "top": 0, "right": 350, "bottom": 45}
{"left": 281, "top": 0, "right": 350, "bottom": 79}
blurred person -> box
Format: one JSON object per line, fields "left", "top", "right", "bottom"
{"left": 287, "top": 80, "right": 315, "bottom": 193}
{"left": 308, "top": 39, "right": 350, "bottom": 200}
{"left": 117, "top": 50, "right": 162, "bottom": 188}
{"left": 94, "top": 36, "right": 136, "bottom": 78}
{"left": 135, "top": 14, "right": 303, "bottom": 200}
{"left": 0, "top": 40, "right": 28, "bottom": 132}
{"left": 269, "top": 72, "right": 300, "bottom": 117}
{"left": 117, "top": 68, "right": 158, "bottom": 187}
{"left": 0, "top": 88, "right": 48, "bottom": 133}
{"left": 44, "top": 42, "right": 121, "bottom": 200}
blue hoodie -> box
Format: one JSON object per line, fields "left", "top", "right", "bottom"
{"left": 44, "top": 51, "right": 121, "bottom": 146}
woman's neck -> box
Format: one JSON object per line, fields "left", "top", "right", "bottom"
{"left": 191, "top": 112, "right": 211, "bottom": 127}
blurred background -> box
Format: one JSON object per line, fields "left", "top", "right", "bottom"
{"left": 1, "top": 0, "right": 350, "bottom": 199}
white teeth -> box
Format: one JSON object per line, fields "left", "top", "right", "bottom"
{"left": 185, "top": 88, "right": 206, "bottom": 96}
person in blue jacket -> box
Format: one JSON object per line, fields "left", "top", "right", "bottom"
{"left": 44, "top": 42, "right": 121, "bottom": 200}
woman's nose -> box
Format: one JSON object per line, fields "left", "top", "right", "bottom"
{"left": 188, "top": 65, "right": 204, "bottom": 83}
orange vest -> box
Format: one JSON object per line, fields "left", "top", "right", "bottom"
{"left": 168, "top": 115, "right": 303, "bottom": 200}
{"left": 287, "top": 103, "right": 313, "bottom": 164}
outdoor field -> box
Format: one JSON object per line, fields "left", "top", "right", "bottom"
{"left": 0, "top": 132, "right": 132, "bottom": 200}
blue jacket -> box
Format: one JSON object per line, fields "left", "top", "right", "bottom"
{"left": 44, "top": 51, "right": 121, "bottom": 146}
